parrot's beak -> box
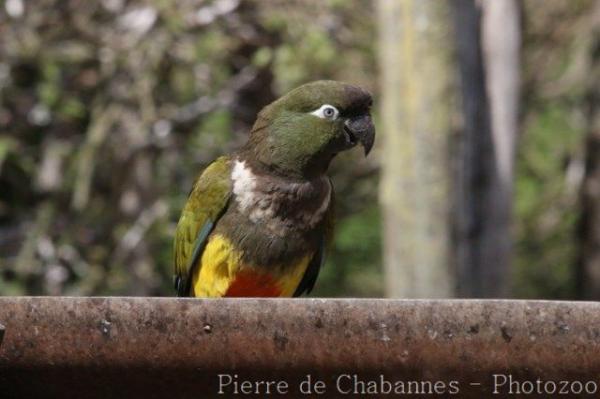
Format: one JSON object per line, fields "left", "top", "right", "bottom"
{"left": 344, "top": 114, "right": 375, "bottom": 156}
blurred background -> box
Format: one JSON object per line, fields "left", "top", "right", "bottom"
{"left": 0, "top": 0, "right": 597, "bottom": 299}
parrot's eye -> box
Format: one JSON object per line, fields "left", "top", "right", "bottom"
{"left": 311, "top": 104, "right": 339, "bottom": 120}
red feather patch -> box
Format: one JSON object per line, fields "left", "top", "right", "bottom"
{"left": 225, "top": 270, "right": 282, "bottom": 297}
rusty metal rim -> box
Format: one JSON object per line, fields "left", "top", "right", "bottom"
{"left": 2, "top": 297, "right": 600, "bottom": 398}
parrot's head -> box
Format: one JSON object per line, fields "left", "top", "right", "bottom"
{"left": 244, "top": 80, "right": 375, "bottom": 179}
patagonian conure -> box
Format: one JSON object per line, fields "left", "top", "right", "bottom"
{"left": 173, "top": 80, "right": 375, "bottom": 297}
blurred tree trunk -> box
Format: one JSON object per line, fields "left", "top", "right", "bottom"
{"left": 480, "top": 0, "right": 521, "bottom": 297}
{"left": 577, "top": 2, "right": 600, "bottom": 299}
{"left": 377, "top": 0, "right": 454, "bottom": 297}
{"left": 452, "top": 0, "right": 520, "bottom": 297}
{"left": 452, "top": 0, "right": 493, "bottom": 297}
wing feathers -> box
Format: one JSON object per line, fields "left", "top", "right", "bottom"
{"left": 173, "top": 156, "right": 232, "bottom": 296}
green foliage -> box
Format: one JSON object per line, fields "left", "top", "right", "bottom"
{"left": 514, "top": 104, "right": 582, "bottom": 298}
{"left": 273, "top": 30, "right": 337, "bottom": 92}
{"left": 513, "top": 0, "right": 596, "bottom": 298}
{"left": 315, "top": 204, "right": 382, "bottom": 297}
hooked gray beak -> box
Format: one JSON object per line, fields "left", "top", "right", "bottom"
{"left": 344, "top": 114, "right": 376, "bottom": 156}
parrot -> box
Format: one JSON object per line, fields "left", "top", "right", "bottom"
{"left": 173, "top": 80, "right": 375, "bottom": 297}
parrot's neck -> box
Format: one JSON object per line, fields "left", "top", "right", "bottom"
{"left": 240, "top": 138, "right": 334, "bottom": 181}
{"left": 230, "top": 156, "right": 331, "bottom": 236}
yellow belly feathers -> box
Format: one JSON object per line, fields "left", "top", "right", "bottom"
{"left": 191, "top": 234, "right": 311, "bottom": 297}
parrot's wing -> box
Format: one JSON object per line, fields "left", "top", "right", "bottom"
{"left": 293, "top": 184, "right": 335, "bottom": 297}
{"left": 173, "top": 156, "right": 232, "bottom": 296}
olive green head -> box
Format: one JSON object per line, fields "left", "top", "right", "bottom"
{"left": 243, "top": 80, "right": 375, "bottom": 178}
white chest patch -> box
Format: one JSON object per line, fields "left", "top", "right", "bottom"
{"left": 231, "top": 159, "right": 331, "bottom": 235}
{"left": 231, "top": 159, "right": 259, "bottom": 212}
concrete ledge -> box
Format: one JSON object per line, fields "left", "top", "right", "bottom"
{"left": 1, "top": 297, "right": 600, "bottom": 398}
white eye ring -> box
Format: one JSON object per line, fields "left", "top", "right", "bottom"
{"left": 310, "top": 104, "right": 339, "bottom": 120}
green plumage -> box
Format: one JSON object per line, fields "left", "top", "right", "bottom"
{"left": 173, "top": 157, "right": 232, "bottom": 296}
{"left": 173, "top": 80, "right": 374, "bottom": 297}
